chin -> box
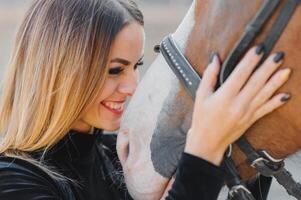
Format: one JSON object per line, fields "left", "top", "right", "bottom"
{"left": 98, "top": 122, "right": 120, "bottom": 132}
{"left": 94, "top": 118, "right": 121, "bottom": 132}
{"left": 104, "top": 126, "right": 120, "bottom": 132}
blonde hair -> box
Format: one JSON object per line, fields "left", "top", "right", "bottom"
{"left": 0, "top": 0, "right": 143, "bottom": 158}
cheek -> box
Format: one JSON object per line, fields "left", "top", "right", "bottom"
{"left": 83, "top": 80, "right": 119, "bottom": 121}
{"left": 97, "top": 79, "right": 119, "bottom": 101}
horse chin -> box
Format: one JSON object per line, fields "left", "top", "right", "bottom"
{"left": 123, "top": 169, "right": 169, "bottom": 200}
{"left": 115, "top": 53, "right": 181, "bottom": 199}
{"left": 123, "top": 167, "right": 168, "bottom": 200}
{"left": 117, "top": 129, "right": 170, "bottom": 200}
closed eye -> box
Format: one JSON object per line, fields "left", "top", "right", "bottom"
{"left": 108, "top": 67, "right": 124, "bottom": 75}
{"left": 108, "top": 59, "right": 144, "bottom": 75}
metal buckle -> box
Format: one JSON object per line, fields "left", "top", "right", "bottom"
{"left": 250, "top": 157, "right": 269, "bottom": 168}
{"left": 229, "top": 184, "right": 252, "bottom": 197}
{"left": 251, "top": 150, "right": 283, "bottom": 168}
{"left": 260, "top": 150, "right": 283, "bottom": 163}
{"left": 225, "top": 144, "right": 233, "bottom": 158}
{"left": 250, "top": 150, "right": 284, "bottom": 177}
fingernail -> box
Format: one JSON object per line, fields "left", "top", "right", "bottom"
{"left": 209, "top": 52, "right": 218, "bottom": 64}
{"left": 280, "top": 68, "right": 291, "bottom": 80}
{"left": 255, "top": 44, "right": 265, "bottom": 55}
{"left": 281, "top": 93, "right": 291, "bottom": 102}
{"left": 273, "top": 52, "right": 285, "bottom": 63}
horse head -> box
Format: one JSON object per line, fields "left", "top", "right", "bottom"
{"left": 117, "top": 1, "right": 301, "bottom": 199}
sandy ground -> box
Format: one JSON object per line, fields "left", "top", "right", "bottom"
{"left": 0, "top": 1, "right": 300, "bottom": 199}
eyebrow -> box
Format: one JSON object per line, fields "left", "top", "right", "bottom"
{"left": 110, "top": 56, "right": 144, "bottom": 66}
{"left": 110, "top": 58, "right": 130, "bottom": 65}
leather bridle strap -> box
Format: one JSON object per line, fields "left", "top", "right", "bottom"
{"left": 262, "top": 0, "right": 301, "bottom": 60}
{"left": 219, "top": 0, "right": 301, "bottom": 85}
{"left": 159, "top": 0, "right": 301, "bottom": 199}
{"left": 160, "top": 35, "right": 201, "bottom": 100}
{"left": 159, "top": 34, "right": 301, "bottom": 200}
{"left": 160, "top": 37, "right": 257, "bottom": 200}
{"left": 236, "top": 137, "right": 301, "bottom": 199}
{"left": 219, "top": 1, "right": 301, "bottom": 198}
{"left": 219, "top": 0, "right": 281, "bottom": 85}
{"left": 220, "top": 0, "right": 301, "bottom": 198}
{"left": 222, "top": 158, "right": 256, "bottom": 200}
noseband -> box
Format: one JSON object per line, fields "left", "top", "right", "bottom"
{"left": 156, "top": 0, "right": 301, "bottom": 199}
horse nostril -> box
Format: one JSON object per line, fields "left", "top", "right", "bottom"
{"left": 125, "top": 143, "right": 130, "bottom": 160}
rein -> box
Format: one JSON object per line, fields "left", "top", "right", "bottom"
{"left": 156, "top": 0, "right": 301, "bottom": 199}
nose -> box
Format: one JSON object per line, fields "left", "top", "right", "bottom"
{"left": 118, "top": 70, "right": 139, "bottom": 96}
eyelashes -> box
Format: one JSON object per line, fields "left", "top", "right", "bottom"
{"left": 134, "top": 61, "right": 144, "bottom": 70}
{"left": 108, "top": 67, "right": 124, "bottom": 75}
{"left": 108, "top": 61, "right": 144, "bottom": 75}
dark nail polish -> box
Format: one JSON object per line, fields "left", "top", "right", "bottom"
{"left": 209, "top": 52, "right": 218, "bottom": 64}
{"left": 255, "top": 44, "right": 265, "bottom": 55}
{"left": 281, "top": 93, "right": 291, "bottom": 102}
{"left": 273, "top": 52, "right": 285, "bottom": 63}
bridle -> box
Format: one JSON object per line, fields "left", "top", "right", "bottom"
{"left": 156, "top": 0, "right": 301, "bottom": 199}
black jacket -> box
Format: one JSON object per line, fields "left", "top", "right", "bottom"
{"left": 0, "top": 129, "right": 269, "bottom": 200}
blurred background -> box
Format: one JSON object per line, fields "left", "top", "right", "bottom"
{"left": 0, "top": 1, "right": 300, "bottom": 200}
{"left": 0, "top": 0, "right": 192, "bottom": 79}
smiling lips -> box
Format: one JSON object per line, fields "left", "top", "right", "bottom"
{"left": 101, "top": 101, "right": 125, "bottom": 115}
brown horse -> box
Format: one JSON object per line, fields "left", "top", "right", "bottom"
{"left": 117, "top": 1, "right": 301, "bottom": 199}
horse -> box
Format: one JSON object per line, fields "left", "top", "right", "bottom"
{"left": 116, "top": 0, "right": 301, "bottom": 199}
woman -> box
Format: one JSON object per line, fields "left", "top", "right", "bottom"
{"left": 0, "top": 0, "right": 291, "bottom": 199}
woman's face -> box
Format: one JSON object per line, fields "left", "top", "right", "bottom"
{"left": 72, "top": 22, "right": 145, "bottom": 132}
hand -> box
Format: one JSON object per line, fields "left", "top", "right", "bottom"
{"left": 185, "top": 45, "right": 291, "bottom": 166}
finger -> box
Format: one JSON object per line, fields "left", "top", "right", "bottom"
{"left": 221, "top": 45, "right": 264, "bottom": 95}
{"left": 250, "top": 68, "right": 291, "bottom": 110}
{"left": 253, "top": 93, "right": 291, "bottom": 120}
{"left": 238, "top": 52, "right": 285, "bottom": 103}
{"left": 197, "top": 53, "right": 220, "bottom": 99}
